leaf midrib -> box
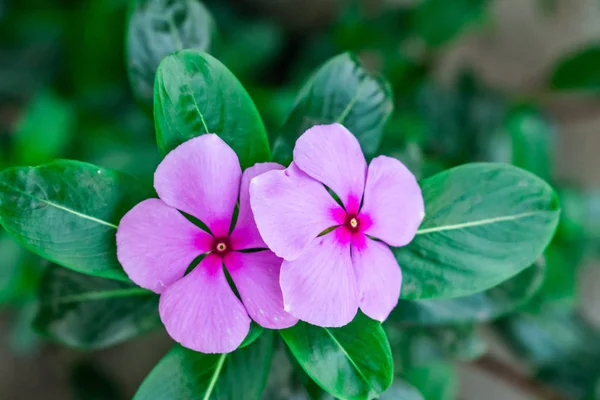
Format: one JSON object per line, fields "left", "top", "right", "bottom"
{"left": 202, "top": 353, "right": 227, "bottom": 400}
{"left": 416, "top": 210, "right": 548, "bottom": 235}
{"left": 1, "top": 183, "right": 118, "bottom": 229}
{"left": 324, "top": 328, "right": 374, "bottom": 394}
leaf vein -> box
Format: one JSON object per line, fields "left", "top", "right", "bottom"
{"left": 415, "top": 211, "right": 544, "bottom": 235}
{"left": 323, "top": 328, "right": 373, "bottom": 392}
{"left": 203, "top": 353, "right": 227, "bottom": 400}
{"left": 1, "top": 184, "right": 118, "bottom": 229}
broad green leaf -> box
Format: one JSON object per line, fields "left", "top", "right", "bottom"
{"left": 505, "top": 106, "right": 555, "bottom": 181}
{"left": 272, "top": 53, "right": 393, "bottom": 165}
{"left": 392, "top": 260, "right": 545, "bottom": 325}
{"left": 396, "top": 163, "right": 560, "bottom": 299}
{"left": 154, "top": 50, "right": 270, "bottom": 168}
{"left": 34, "top": 265, "right": 160, "bottom": 349}
{"left": 496, "top": 305, "right": 600, "bottom": 397}
{"left": 387, "top": 325, "right": 486, "bottom": 367}
{"left": 414, "top": 0, "right": 489, "bottom": 47}
{"left": 551, "top": 46, "right": 600, "bottom": 91}
{"left": 13, "top": 90, "right": 75, "bottom": 165}
{"left": 134, "top": 330, "right": 274, "bottom": 400}
{"left": 402, "top": 362, "right": 458, "bottom": 400}
{"left": 284, "top": 343, "right": 334, "bottom": 400}
{"left": 379, "top": 379, "right": 424, "bottom": 400}
{"left": 0, "top": 160, "right": 151, "bottom": 280}
{"left": 280, "top": 313, "right": 393, "bottom": 400}
{"left": 127, "top": 0, "right": 215, "bottom": 112}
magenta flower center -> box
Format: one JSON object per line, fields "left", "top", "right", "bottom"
{"left": 344, "top": 214, "right": 360, "bottom": 233}
{"left": 212, "top": 237, "right": 231, "bottom": 256}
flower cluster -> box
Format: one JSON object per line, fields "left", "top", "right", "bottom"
{"left": 117, "top": 123, "right": 423, "bottom": 353}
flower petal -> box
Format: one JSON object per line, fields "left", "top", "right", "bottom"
{"left": 225, "top": 251, "right": 297, "bottom": 329}
{"left": 230, "top": 162, "right": 284, "bottom": 250}
{"left": 280, "top": 232, "right": 359, "bottom": 327}
{"left": 116, "top": 199, "right": 211, "bottom": 294}
{"left": 352, "top": 237, "right": 402, "bottom": 322}
{"left": 250, "top": 162, "right": 341, "bottom": 260}
{"left": 154, "top": 134, "right": 242, "bottom": 237}
{"left": 293, "top": 123, "right": 367, "bottom": 213}
{"left": 360, "top": 156, "right": 424, "bottom": 247}
{"left": 159, "top": 254, "right": 251, "bottom": 354}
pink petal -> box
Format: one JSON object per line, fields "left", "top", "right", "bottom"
{"left": 225, "top": 251, "right": 298, "bottom": 329}
{"left": 159, "top": 254, "right": 251, "bottom": 354}
{"left": 230, "top": 162, "right": 284, "bottom": 250}
{"left": 352, "top": 236, "right": 402, "bottom": 322}
{"left": 250, "top": 162, "right": 341, "bottom": 261}
{"left": 154, "top": 134, "right": 241, "bottom": 237}
{"left": 360, "top": 156, "right": 424, "bottom": 247}
{"left": 116, "top": 199, "right": 211, "bottom": 294}
{"left": 280, "top": 232, "right": 359, "bottom": 327}
{"left": 293, "top": 123, "right": 367, "bottom": 213}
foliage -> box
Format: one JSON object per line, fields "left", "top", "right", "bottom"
{"left": 1, "top": 0, "right": 600, "bottom": 399}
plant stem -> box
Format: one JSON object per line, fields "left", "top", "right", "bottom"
{"left": 472, "top": 354, "right": 569, "bottom": 400}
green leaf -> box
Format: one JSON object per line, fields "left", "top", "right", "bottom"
{"left": 402, "top": 362, "right": 458, "bottom": 400}
{"left": 280, "top": 313, "right": 393, "bottom": 400}
{"left": 134, "top": 330, "right": 274, "bottom": 400}
{"left": 0, "top": 160, "right": 151, "bottom": 280}
{"left": 272, "top": 53, "right": 393, "bottom": 165}
{"left": 414, "top": 0, "right": 489, "bottom": 47}
{"left": 127, "top": 0, "right": 215, "bottom": 112}
{"left": 396, "top": 163, "right": 560, "bottom": 299}
{"left": 240, "top": 321, "right": 263, "bottom": 348}
{"left": 551, "top": 46, "right": 600, "bottom": 91}
{"left": 13, "top": 90, "right": 75, "bottom": 165}
{"left": 379, "top": 379, "right": 424, "bottom": 400}
{"left": 496, "top": 305, "right": 600, "bottom": 397}
{"left": 392, "top": 260, "right": 545, "bottom": 325}
{"left": 34, "top": 265, "right": 160, "bottom": 349}
{"left": 154, "top": 50, "right": 270, "bottom": 168}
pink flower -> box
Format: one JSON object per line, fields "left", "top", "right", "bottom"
{"left": 116, "top": 135, "right": 297, "bottom": 353}
{"left": 250, "top": 124, "right": 424, "bottom": 327}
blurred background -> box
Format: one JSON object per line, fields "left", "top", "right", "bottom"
{"left": 2, "top": 0, "right": 600, "bottom": 399}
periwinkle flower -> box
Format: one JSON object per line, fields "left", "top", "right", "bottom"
{"left": 250, "top": 124, "right": 424, "bottom": 327}
{"left": 116, "top": 134, "right": 297, "bottom": 354}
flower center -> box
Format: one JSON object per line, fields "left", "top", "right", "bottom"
{"left": 212, "top": 237, "right": 230, "bottom": 256}
{"left": 344, "top": 214, "right": 360, "bottom": 233}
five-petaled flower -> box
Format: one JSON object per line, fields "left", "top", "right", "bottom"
{"left": 250, "top": 123, "right": 424, "bottom": 327}
{"left": 116, "top": 134, "right": 297, "bottom": 354}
